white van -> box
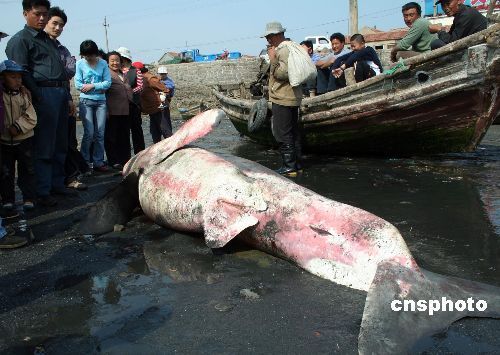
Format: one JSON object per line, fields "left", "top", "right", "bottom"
{"left": 304, "top": 36, "right": 330, "bottom": 52}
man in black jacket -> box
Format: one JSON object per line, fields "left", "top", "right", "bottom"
{"left": 430, "top": 0, "right": 487, "bottom": 49}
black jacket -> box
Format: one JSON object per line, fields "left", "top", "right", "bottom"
{"left": 333, "top": 46, "right": 383, "bottom": 72}
{"left": 125, "top": 68, "right": 142, "bottom": 107}
{"left": 438, "top": 5, "right": 487, "bottom": 44}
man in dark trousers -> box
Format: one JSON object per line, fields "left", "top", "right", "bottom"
{"left": 263, "top": 21, "right": 303, "bottom": 177}
{"left": 429, "top": 0, "right": 487, "bottom": 49}
{"left": 6, "top": 0, "right": 73, "bottom": 207}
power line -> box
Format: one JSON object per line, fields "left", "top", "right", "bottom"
{"left": 134, "top": 5, "right": 404, "bottom": 55}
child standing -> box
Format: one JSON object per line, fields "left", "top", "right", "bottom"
{"left": 75, "top": 40, "right": 111, "bottom": 172}
{"left": 0, "top": 60, "right": 37, "bottom": 211}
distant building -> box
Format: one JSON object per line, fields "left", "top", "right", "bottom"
{"left": 348, "top": 26, "right": 408, "bottom": 50}
{"left": 157, "top": 51, "right": 181, "bottom": 65}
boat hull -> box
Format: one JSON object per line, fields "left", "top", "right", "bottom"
{"left": 215, "top": 26, "right": 500, "bottom": 155}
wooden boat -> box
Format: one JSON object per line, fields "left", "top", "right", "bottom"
{"left": 177, "top": 102, "right": 208, "bottom": 120}
{"left": 214, "top": 24, "right": 500, "bottom": 155}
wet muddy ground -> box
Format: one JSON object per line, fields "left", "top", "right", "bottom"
{"left": 0, "top": 115, "right": 499, "bottom": 354}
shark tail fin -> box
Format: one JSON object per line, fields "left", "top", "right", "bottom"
{"left": 358, "top": 261, "right": 500, "bottom": 354}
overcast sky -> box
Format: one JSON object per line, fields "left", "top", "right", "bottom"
{"left": 0, "top": 0, "right": 425, "bottom": 63}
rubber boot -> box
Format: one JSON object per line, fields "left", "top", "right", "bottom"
{"left": 295, "top": 141, "right": 304, "bottom": 173}
{"left": 275, "top": 144, "right": 298, "bottom": 177}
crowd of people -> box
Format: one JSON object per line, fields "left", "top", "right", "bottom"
{"left": 0, "top": 0, "right": 176, "bottom": 248}
{"left": 265, "top": 0, "right": 488, "bottom": 177}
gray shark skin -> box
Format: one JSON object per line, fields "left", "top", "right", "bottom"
{"left": 81, "top": 109, "right": 500, "bottom": 354}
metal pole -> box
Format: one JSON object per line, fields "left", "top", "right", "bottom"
{"left": 349, "top": 0, "right": 358, "bottom": 35}
{"left": 104, "top": 16, "right": 110, "bottom": 52}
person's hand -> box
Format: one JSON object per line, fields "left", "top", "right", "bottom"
{"left": 429, "top": 24, "right": 442, "bottom": 34}
{"left": 267, "top": 45, "right": 276, "bottom": 61}
{"left": 81, "top": 83, "right": 95, "bottom": 93}
{"left": 8, "top": 125, "right": 20, "bottom": 137}
{"left": 332, "top": 68, "right": 343, "bottom": 78}
{"left": 69, "top": 101, "right": 76, "bottom": 116}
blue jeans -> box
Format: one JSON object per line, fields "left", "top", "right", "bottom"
{"left": 0, "top": 218, "right": 6, "bottom": 239}
{"left": 79, "top": 98, "right": 107, "bottom": 167}
{"left": 33, "top": 87, "right": 69, "bottom": 196}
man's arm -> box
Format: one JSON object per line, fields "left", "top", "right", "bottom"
{"left": 270, "top": 46, "right": 290, "bottom": 82}
{"left": 316, "top": 53, "right": 336, "bottom": 69}
{"left": 148, "top": 76, "right": 168, "bottom": 92}
{"left": 6, "top": 35, "right": 40, "bottom": 102}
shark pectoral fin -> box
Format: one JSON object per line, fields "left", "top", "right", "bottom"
{"left": 203, "top": 200, "right": 259, "bottom": 248}
{"left": 358, "top": 261, "right": 500, "bottom": 354}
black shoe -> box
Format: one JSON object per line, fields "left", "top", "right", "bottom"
{"left": 15, "top": 220, "right": 35, "bottom": 242}
{"left": 0, "top": 233, "right": 28, "bottom": 249}
{"left": 51, "top": 188, "right": 78, "bottom": 196}
{"left": 0, "top": 209, "right": 20, "bottom": 222}
{"left": 275, "top": 166, "right": 299, "bottom": 177}
{"left": 38, "top": 195, "right": 58, "bottom": 207}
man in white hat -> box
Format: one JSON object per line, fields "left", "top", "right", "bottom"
{"left": 262, "top": 21, "right": 303, "bottom": 177}
{"left": 157, "top": 65, "right": 175, "bottom": 138}
{"left": 116, "top": 46, "right": 145, "bottom": 154}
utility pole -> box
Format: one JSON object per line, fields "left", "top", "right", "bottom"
{"left": 103, "top": 16, "right": 110, "bottom": 52}
{"left": 349, "top": 0, "right": 358, "bottom": 35}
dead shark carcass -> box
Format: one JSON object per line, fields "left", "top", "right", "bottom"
{"left": 81, "top": 109, "right": 500, "bottom": 354}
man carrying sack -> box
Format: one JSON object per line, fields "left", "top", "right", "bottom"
{"left": 262, "top": 21, "right": 304, "bottom": 177}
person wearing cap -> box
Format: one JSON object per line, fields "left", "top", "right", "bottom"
{"left": 116, "top": 47, "right": 145, "bottom": 154}
{"left": 6, "top": 0, "right": 75, "bottom": 207}
{"left": 262, "top": 21, "right": 303, "bottom": 177}
{"left": 157, "top": 65, "right": 175, "bottom": 137}
{"left": 429, "top": 0, "right": 487, "bottom": 49}
{"left": 0, "top": 32, "right": 33, "bottom": 249}
{"left": 390, "top": 2, "right": 437, "bottom": 62}
{"left": 0, "top": 60, "right": 37, "bottom": 220}
{"left": 135, "top": 63, "right": 171, "bottom": 144}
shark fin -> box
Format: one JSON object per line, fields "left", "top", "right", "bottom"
{"left": 203, "top": 199, "right": 259, "bottom": 248}
{"left": 79, "top": 172, "right": 140, "bottom": 235}
{"left": 123, "top": 109, "right": 225, "bottom": 175}
{"left": 358, "top": 261, "right": 500, "bottom": 354}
